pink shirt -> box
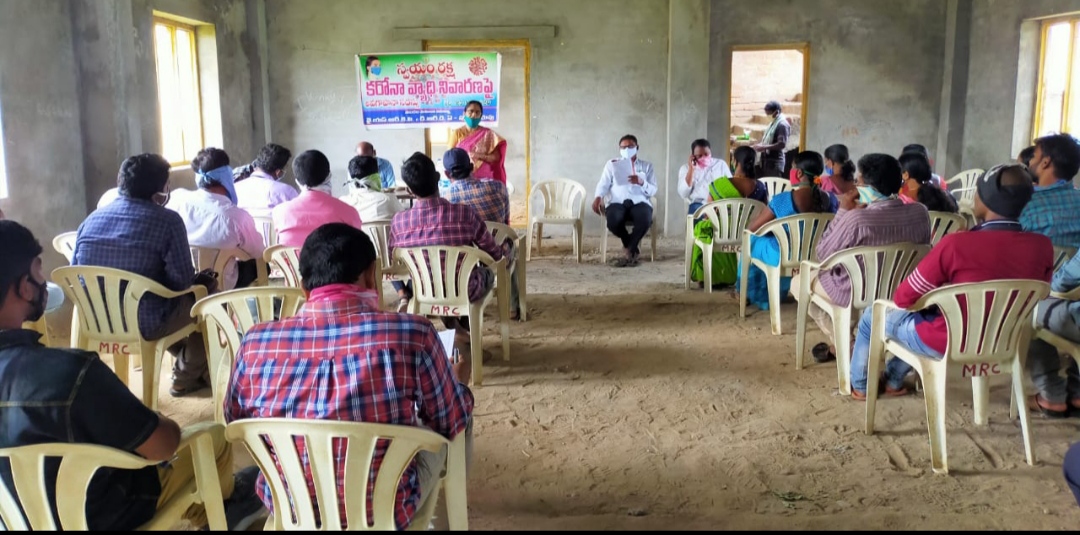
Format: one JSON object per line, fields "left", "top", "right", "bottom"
{"left": 272, "top": 190, "right": 363, "bottom": 248}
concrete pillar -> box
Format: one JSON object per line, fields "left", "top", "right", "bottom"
{"left": 665, "top": 0, "right": 711, "bottom": 236}
{"left": 935, "top": 0, "right": 972, "bottom": 179}
{"left": 246, "top": 0, "right": 272, "bottom": 150}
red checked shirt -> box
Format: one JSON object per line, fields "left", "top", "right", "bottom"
{"left": 390, "top": 197, "right": 505, "bottom": 302}
{"left": 223, "top": 286, "right": 474, "bottom": 529}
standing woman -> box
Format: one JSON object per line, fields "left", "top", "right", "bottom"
{"left": 448, "top": 100, "right": 508, "bottom": 184}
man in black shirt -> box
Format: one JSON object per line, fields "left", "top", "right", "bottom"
{"left": 0, "top": 220, "right": 263, "bottom": 530}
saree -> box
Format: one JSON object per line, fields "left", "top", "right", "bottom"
{"left": 690, "top": 178, "right": 742, "bottom": 284}
{"left": 450, "top": 126, "right": 508, "bottom": 184}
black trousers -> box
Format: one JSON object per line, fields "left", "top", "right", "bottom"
{"left": 759, "top": 157, "right": 786, "bottom": 179}
{"left": 606, "top": 200, "right": 653, "bottom": 257}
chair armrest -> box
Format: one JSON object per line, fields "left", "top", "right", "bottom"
{"left": 145, "top": 284, "right": 209, "bottom": 302}
{"left": 1052, "top": 286, "right": 1080, "bottom": 300}
{"left": 177, "top": 421, "right": 224, "bottom": 453}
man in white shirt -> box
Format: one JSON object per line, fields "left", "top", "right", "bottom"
{"left": 341, "top": 155, "right": 405, "bottom": 222}
{"left": 677, "top": 138, "right": 732, "bottom": 214}
{"left": 592, "top": 134, "right": 657, "bottom": 267}
{"left": 168, "top": 148, "right": 265, "bottom": 290}
{"left": 233, "top": 143, "right": 299, "bottom": 219}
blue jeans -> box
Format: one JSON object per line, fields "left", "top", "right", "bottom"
{"left": 850, "top": 308, "right": 942, "bottom": 393}
{"left": 688, "top": 201, "right": 704, "bottom": 216}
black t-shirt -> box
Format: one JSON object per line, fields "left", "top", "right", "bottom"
{"left": 0, "top": 329, "right": 161, "bottom": 530}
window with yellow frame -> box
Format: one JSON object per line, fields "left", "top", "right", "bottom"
{"left": 1033, "top": 17, "right": 1080, "bottom": 139}
{"left": 153, "top": 17, "right": 203, "bottom": 166}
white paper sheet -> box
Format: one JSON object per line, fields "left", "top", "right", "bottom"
{"left": 612, "top": 158, "right": 635, "bottom": 186}
{"left": 438, "top": 329, "right": 457, "bottom": 361}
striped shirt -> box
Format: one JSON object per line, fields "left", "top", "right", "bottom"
{"left": 1020, "top": 180, "right": 1080, "bottom": 247}
{"left": 814, "top": 199, "right": 932, "bottom": 307}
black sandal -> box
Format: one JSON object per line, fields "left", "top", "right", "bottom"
{"left": 1032, "top": 394, "right": 1069, "bottom": 419}
{"left": 812, "top": 343, "right": 836, "bottom": 363}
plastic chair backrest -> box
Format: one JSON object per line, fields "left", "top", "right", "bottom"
{"left": 251, "top": 215, "right": 277, "bottom": 248}
{"left": 224, "top": 419, "right": 448, "bottom": 531}
{"left": 486, "top": 221, "right": 520, "bottom": 247}
{"left": 693, "top": 198, "right": 766, "bottom": 249}
{"left": 945, "top": 169, "right": 984, "bottom": 204}
{"left": 190, "top": 246, "right": 253, "bottom": 276}
{"left": 191, "top": 287, "right": 307, "bottom": 424}
{"left": 52, "top": 232, "right": 77, "bottom": 264}
{"left": 916, "top": 280, "right": 1050, "bottom": 364}
{"left": 362, "top": 219, "right": 395, "bottom": 270}
{"left": 0, "top": 442, "right": 155, "bottom": 530}
{"left": 759, "top": 177, "right": 792, "bottom": 200}
{"left": 265, "top": 245, "right": 302, "bottom": 288}
{"left": 757, "top": 213, "right": 834, "bottom": 270}
{"left": 1054, "top": 246, "right": 1077, "bottom": 273}
{"left": 530, "top": 179, "right": 586, "bottom": 219}
{"left": 928, "top": 211, "right": 968, "bottom": 245}
{"left": 818, "top": 243, "right": 931, "bottom": 310}
{"left": 395, "top": 245, "right": 494, "bottom": 316}
{"left": 51, "top": 266, "right": 166, "bottom": 345}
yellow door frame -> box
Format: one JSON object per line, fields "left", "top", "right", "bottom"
{"left": 423, "top": 39, "right": 532, "bottom": 220}
{"left": 725, "top": 43, "right": 810, "bottom": 166}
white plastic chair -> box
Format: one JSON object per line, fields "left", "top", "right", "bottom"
{"left": 739, "top": 213, "right": 835, "bottom": 335}
{"left": 864, "top": 280, "right": 1049, "bottom": 474}
{"left": 759, "top": 177, "right": 792, "bottom": 201}
{"left": 945, "top": 168, "right": 985, "bottom": 215}
{"left": 251, "top": 215, "right": 277, "bottom": 248}
{"left": 1054, "top": 246, "right": 1077, "bottom": 273}
{"left": 0, "top": 422, "right": 227, "bottom": 530}
{"left": 527, "top": 179, "right": 586, "bottom": 262}
{"left": 191, "top": 287, "right": 307, "bottom": 424}
{"left": 364, "top": 219, "right": 411, "bottom": 289}
{"left": 52, "top": 266, "right": 208, "bottom": 411}
{"left": 795, "top": 243, "right": 931, "bottom": 394}
{"left": 487, "top": 221, "right": 528, "bottom": 321}
{"left": 52, "top": 231, "right": 77, "bottom": 263}
{"left": 928, "top": 211, "right": 968, "bottom": 246}
{"left": 224, "top": 419, "right": 467, "bottom": 531}
{"left": 264, "top": 245, "right": 302, "bottom": 288}
{"left": 683, "top": 199, "right": 766, "bottom": 291}
{"left": 190, "top": 246, "right": 269, "bottom": 289}
{"left": 395, "top": 245, "right": 509, "bottom": 386}
{"left": 600, "top": 195, "right": 658, "bottom": 263}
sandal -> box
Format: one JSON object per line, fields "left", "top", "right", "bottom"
{"left": 812, "top": 343, "right": 836, "bottom": 363}
{"left": 851, "top": 379, "right": 910, "bottom": 401}
{"left": 1032, "top": 394, "right": 1069, "bottom": 419}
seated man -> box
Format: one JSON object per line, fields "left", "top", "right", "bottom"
{"left": 342, "top": 155, "right": 405, "bottom": 222}
{"left": 357, "top": 141, "right": 397, "bottom": 190}
{"left": 390, "top": 152, "right": 507, "bottom": 330}
{"left": 1027, "top": 248, "right": 1080, "bottom": 416}
{"left": 444, "top": 147, "right": 509, "bottom": 224}
{"left": 1021, "top": 133, "right": 1080, "bottom": 247}
{"left": 225, "top": 223, "right": 473, "bottom": 530}
{"left": 591, "top": 134, "right": 658, "bottom": 267}
{"left": 168, "top": 147, "right": 265, "bottom": 290}
{"left": 233, "top": 142, "right": 299, "bottom": 219}
{"left": 848, "top": 164, "right": 1054, "bottom": 399}
{"left": 0, "top": 220, "right": 263, "bottom": 531}
{"left": 272, "top": 150, "right": 363, "bottom": 248}
{"left": 793, "top": 153, "right": 932, "bottom": 363}
{"left": 74, "top": 154, "right": 215, "bottom": 397}
{"left": 677, "top": 138, "right": 732, "bottom": 215}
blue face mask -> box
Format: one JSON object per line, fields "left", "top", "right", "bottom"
{"left": 825, "top": 167, "right": 834, "bottom": 176}
{"left": 464, "top": 117, "right": 481, "bottom": 129}
{"left": 370, "top": 66, "right": 382, "bottom": 76}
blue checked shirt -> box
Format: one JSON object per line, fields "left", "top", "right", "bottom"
{"left": 74, "top": 196, "right": 195, "bottom": 337}
{"left": 1021, "top": 180, "right": 1080, "bottom": 247}
{"left": 377, "top": 157, "right": 397, "bottom": 190}
{"left": 447, "top": 178, "right": 509, "bottom": 224}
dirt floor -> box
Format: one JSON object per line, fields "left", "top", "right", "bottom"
{"left": 57, "top": 235, "right": 1080, "bottom": 530}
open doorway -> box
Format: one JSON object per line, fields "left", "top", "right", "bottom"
{"left": 424, "top": 40, "right": 530, "bottom": 227}
{"left": 727, "top": 44, "right": 809, "bottom": 177}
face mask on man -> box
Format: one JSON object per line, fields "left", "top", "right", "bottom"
{"left": 24, "top": 274, "right": 48, "bottom": 322}
{"left": 620, "top": 147, "right": 638, "bottom": 159}
{"left": 695, "top": 156, "right": 712, "bottom": 169}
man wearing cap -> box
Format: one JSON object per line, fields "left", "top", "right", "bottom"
{"left": 846, "top": 164, "right": 1055, "bottom": 400}
{"left": 444, "top": 147, "right": 509, "bottom": 225}
{"left": 1021, "top": 133, "right": 1080, "bottom": 247}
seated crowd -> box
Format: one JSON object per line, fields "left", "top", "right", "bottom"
{"left": 4, "top": 129, "right": 1080, "bottom": 530}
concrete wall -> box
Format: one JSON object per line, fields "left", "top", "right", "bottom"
{"left": 962, "top": 0, "right": 1080, "bottom": 171}
{"left": 709, "top": 0, "right": 948, "bottom": 163}
{"left": 730, "top": 50, "right": 804, "bottom": 126}
{"left": 265, "top": 0, "right": 675, "bottom": 235}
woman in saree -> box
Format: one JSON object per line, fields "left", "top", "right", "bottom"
{"left": 447, "top": 100, "right": 508, "bottom": 184}
{"left": 690, "top": 146, "right": 769, "bottom": 287}
{"left": 737, "top": 150, "right": 837, "bottom": 310}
